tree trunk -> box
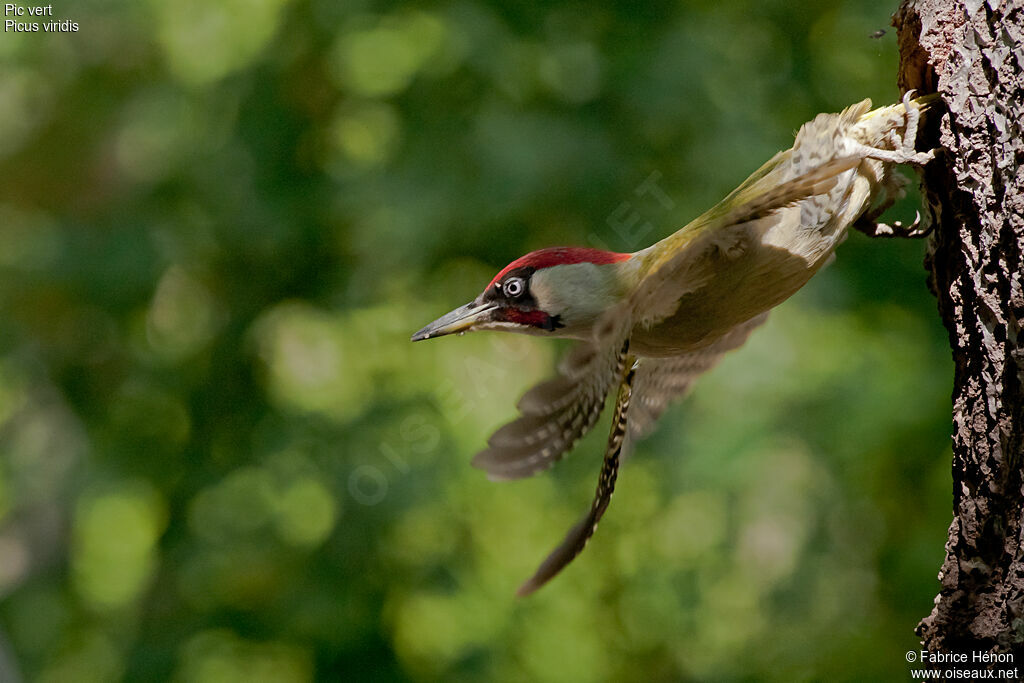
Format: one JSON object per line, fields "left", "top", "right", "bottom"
{"left": 894, "top": 0, "right": 1024, "bottom": 665}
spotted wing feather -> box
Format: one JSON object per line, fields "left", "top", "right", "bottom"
{"left": 472, "top": 339, "right": 630, "bottom": 481}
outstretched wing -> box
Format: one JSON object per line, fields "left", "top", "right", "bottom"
{"left": 628, "top": 313, "right": 769, "bottom": 438}
{"left": 627, "top": 102, "right": 892, "bottom": 332}
{"left": 627, "top": 154, "right": 861, "bottom": 330}
{"left": 512, "top": 313, "right": 767, "bottom": 595}
{"left": 471, "top": 337, "right": 630, "bottom": 481}
{"left": 516, "top": 356, "right": 637, "bottom": 596}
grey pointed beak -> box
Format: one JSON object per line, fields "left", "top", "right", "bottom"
{"left": 411, "top": 301, "right": 498, "bottom": 342}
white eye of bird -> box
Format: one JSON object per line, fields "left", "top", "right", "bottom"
{"left": 503, "top": 277, "right": 525, "bottom": 298}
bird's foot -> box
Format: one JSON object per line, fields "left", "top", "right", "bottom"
{"left": 856, "top": 90, "right": 939, "bottom": 166}
{"left": 854, "top": 209, "right": 931, "bottom": 238}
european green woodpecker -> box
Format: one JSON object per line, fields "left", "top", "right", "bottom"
{"left": 412, "top": 93, "right": 937, "bottom": 596}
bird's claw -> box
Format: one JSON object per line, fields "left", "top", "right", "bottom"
{"left": 856, "top": 89, "right": 939, "bottom": 166}
{"left": 854, "top": 210, "right": 931, "bottom": 238}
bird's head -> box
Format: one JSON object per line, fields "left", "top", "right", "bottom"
{"left": 411, "top": 247, "right": 633, "bottom": 342}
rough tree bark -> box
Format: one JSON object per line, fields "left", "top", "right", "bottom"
{"left": 893, "top": 0, "right": 1024, "bottom": 664}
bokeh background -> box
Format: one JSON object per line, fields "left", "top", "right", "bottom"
{"left": 0, "top": 0, "right": 954, "bottom": 680}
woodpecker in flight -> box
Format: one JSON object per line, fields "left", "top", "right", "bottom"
{"left": 412, "top": 93, "right": 937, "bottom": 596}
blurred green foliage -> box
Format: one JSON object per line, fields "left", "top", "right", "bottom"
{"left": 0, "top": 0, "right": 952, "bottom": 680}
